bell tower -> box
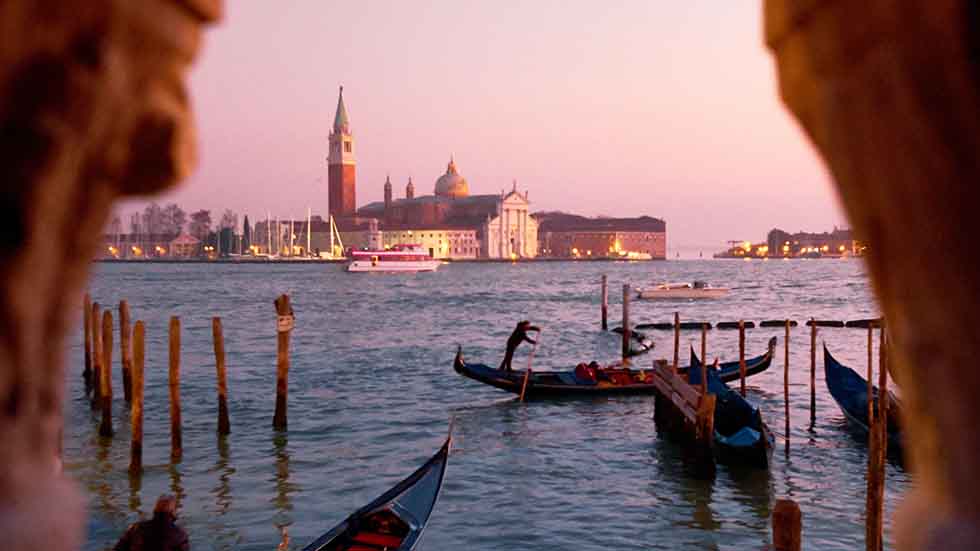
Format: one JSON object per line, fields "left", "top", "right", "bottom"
{"left": 328, "top": 86, "right": 356, "bottom": 218}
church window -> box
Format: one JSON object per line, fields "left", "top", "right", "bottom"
{"left": 344, "top": 141, "right": 352, "bottom": 153}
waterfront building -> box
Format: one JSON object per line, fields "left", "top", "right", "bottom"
{"left": 767, "top": 227, "right": 863, "bottom": 257}
{"left": 358, "top": 161, "right": 538, "bottom": 259}
{"left": 535, "top": 213, "right": 666, "bottom": 259}
{"left": 382, "top": 228, "right": 478, "bottom": 259}
{"left": 169, "top": 232, "right": 201, "bottom": 258}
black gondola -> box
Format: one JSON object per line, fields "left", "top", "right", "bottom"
{"left": 823, "top": 345, "right": 903, "bottom": 450}
{"left": 688, "top": 336, "right": 777, "bottom": 383}
{"left": 452, "top": 338, "right": 775, "bottom": 398}
{"left": 302, "top": 435, "right": 451, "bottom": 551}
{"left": 688, "top": 353, "right": 774, "bottom": 468}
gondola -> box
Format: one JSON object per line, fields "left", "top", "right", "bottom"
{"left": 610, "top": 326, "right": 656, "bottom": 357}
{"left": 688, "top": 354, "right": 774, "bottom": 468}
{"left": 688, "top": 337, "right": 777, "bottom": 383}
{"left": 302, "top": 435, "right": 451, "bottom": 551}
{"left": 823, "top": 346, "right": 903, "bottom": 450}
{"left": 452, "top": 338, "right": 775, "bottom": 398}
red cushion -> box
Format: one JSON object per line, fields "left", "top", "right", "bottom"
{"left": 352, "top": 532, "right": 403, "bottom": 547}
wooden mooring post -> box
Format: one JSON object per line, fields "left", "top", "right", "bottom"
{"left": 784, "top": 320, "right": 790, "bottom": 451}
{"left": 773, "top": 499, "right": 802, "bottom": 551}
{"left": 169, "top": 316, "right": 182, "bottom": 461}
{"left": 273, "top": 294, "right": 294, "bottom": 431}
{"left": 810, "top": 319, "right": 816, "bottom": 425}
{"left": 738, "top": 320, "right": 746, "bottom": 396}
{"left": 119, "top": 300, "right": 132, "bottom": 403}
{"left": 130, "top": 321, "right": 145, "bottom": 475}
{"left": 867, "top": 325, "right": 874, "bottom": 427}
{"left": 91, "top": 302, "right": 102, "bottom": 408}
{"left": 213, "top": 317, "right": 231, "bottom": 435}
{"left": 700, "top": 323, "right": 708, "bottom": 395}
{"left": 83, "top": 293, "right": 92, "bottom": 387}
{"left": 866, "top": 328, "right": 888, "bottom": 551}
{"left": 600, "top": 275, "right": 608, "bottom": 331}
{"left": 99, "top": 310, "right": 114, "bottom": 437}
{"left": 621, "top": 284, "right": 631, "bottom": 362}
{"left": 672, "top": 312, "right": 680, "bottom": 372}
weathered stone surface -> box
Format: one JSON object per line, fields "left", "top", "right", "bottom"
{"left": 766, "top": 1, "right": 980, "bottom": 549}
{"left": 0, "top": 1, "right": 218, "bottom": 549}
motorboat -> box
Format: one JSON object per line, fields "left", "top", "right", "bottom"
{"left": 636, "top": 280, "right": 729, "bottom": 300}
{"left": 347, "top": 244, "right": 440, "bottom": 273}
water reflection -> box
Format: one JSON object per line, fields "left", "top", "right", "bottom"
{"left": 272, "top": 432, "right": 299, "bottom": 532}
{"left": 128, "top": 470, "right": 142, "bottom": 515}
{"left": 168, "top": 462, "right": 186, "bottom": 510}
{"left": 211, "top": 435, "right": 235, "bottom": 515}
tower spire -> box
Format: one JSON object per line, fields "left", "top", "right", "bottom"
{"left": 333, "top": 85, "right": 350, "bottom": 133}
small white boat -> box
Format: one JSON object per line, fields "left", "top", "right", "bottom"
{"left": 347, "top": 244, "right": 441, "bottom": 273}
{"left": 636, "top": 280, "right": 730, "bottom": 300}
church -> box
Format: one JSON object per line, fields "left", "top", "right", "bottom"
{"left": 327, "top": 87, "right": 537, "bottom": 259}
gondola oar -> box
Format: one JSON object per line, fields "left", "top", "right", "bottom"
{"left": 519, "top": 329, "right": 541, "bottom": 402}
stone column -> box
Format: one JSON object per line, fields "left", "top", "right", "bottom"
{"left": 0, "top": 2, "right": 221, "bottom": 550}
{"left": 766, "top": 2, "right": 980, "bottom": 549}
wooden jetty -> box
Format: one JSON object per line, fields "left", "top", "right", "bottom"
{"left": 650, "top": 359, "right": 716, "bottom": 477}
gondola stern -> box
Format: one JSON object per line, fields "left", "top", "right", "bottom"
{"left": 453, "top": 346, "right": 465, "bottom": 374}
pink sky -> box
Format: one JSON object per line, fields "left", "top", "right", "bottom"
{"left": 130, "top": 1, "right": 842, "bottom": 255}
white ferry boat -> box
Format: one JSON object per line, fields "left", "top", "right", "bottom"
{"left": 636, "top": 280, "right": 730, "bottom": 300}
{"left": 347, "top": 244, "right": 441, "bottom": 273}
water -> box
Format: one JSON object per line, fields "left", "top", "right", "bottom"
{"left": 67, "top": 259, "right": 909, "bottom": 550}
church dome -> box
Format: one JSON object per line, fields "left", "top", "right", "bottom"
{"left": 434, "top": 157, "right": 469, "bottom": 198}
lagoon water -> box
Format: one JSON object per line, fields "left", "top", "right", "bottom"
{"left": 68, "top": 259, "right": 909, "bottom": 550}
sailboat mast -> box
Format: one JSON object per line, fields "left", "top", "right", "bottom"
{"left": 307, "top": 207, "right": 311, "bottom": 257}
{"left": 267, "top": 212, "right": 272, "bottom": 255}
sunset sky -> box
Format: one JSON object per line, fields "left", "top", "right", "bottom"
{"left": 138, "top": 1, "right": 843, "bottom": 255}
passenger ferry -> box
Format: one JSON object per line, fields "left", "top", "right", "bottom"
{"left": 347, "top": 244, "right": 441, "bottom": 273}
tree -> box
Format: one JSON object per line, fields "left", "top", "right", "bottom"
{"left": 141, "top": 202, "right": 164, "bottom": 236}
{"left": 219, "top": 209, "right": 237, "bottom": 230}
{"left": 189, "top": 209, "right": 212, "bottom": 241}
{"left": 161, "top": 203, "right": 186, "bottom": 237}
{"left": 242, "top": 215, "right": 251, "bottom": 252}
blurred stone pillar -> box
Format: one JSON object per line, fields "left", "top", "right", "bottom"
{"left": 0, "top": 1, "right": 219, "bottom": 549}
{"left": 766, "top": 1, "right": 980, "bottom": 549}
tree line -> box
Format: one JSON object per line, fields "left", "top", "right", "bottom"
{"left": 110, "top": 203, "right": 240, "bottom": 241}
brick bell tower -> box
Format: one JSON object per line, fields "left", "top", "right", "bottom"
{"left": 328, "top": 86, "right": 356, "bottom": 218}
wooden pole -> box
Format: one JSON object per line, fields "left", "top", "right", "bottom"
{"left": 738, "top": 320, "right": 746, "bottom": 396}
{"left": 784, "top": 320, "right": 790, "bottom": 450}
{"left": 600, "top": 275, "right": 608, "bottom": 331}
{"left": 119, "top": 300, "right": 132, "bottom": 403}
{"left": 810, "top": 318, "right": 817, "bottom": 425}
{"left": 83, "top": 293, "right": 92, "bottom": 387}
{"left": 673, "top": 312, "right": 680, "bottom": 373}
{"left": 99, "top": 310, "right": 113, "bottom": 437}
{"left": 130, "top": 321, "right": 145, "bottom": 475}
{"left": 169, "top": 316, "right": 182, "bottom": 461}
{"left": 213, "top": 317, "right": 230, "bottom": 435}
{"left": 621, "top": 283, "right": 631, "bottom": 362}
{"left": 773, "top": 499, "right": 802, "bottom": 551}
{"left": 867, "top": 327, "right": 888, "bottom": 551}
{"left": 519, "top": 368, "right": 532, "bottom": 402}
{"left": 91, "top": 302, "right": 102, "bottom": 409}
{"left": 273, "top": 294, "right": 293, "bottom": 431}
{"left": 867, "top": 325, "right": 874, "bottom": 428}
{"left": 700, "top": 323, "right": 708, "bottom": 394}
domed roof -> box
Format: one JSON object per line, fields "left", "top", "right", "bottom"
{"left": 434, "top": 157, "right": 469, "bottom": 198}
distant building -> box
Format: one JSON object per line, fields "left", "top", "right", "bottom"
{"left": 767, "top": 227, "right": 863, "bottom": 257}
{"left": 357, "top": 159, "right": 538, "bottom": 259}
{"left": 169, "top": 232, "right": 201, "bottom": 258}
{"left": 535, "top": 213, "right": 667, "bottom": 259}
{"left": 382, "top": 228, "right": 479, "bottom": 259}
